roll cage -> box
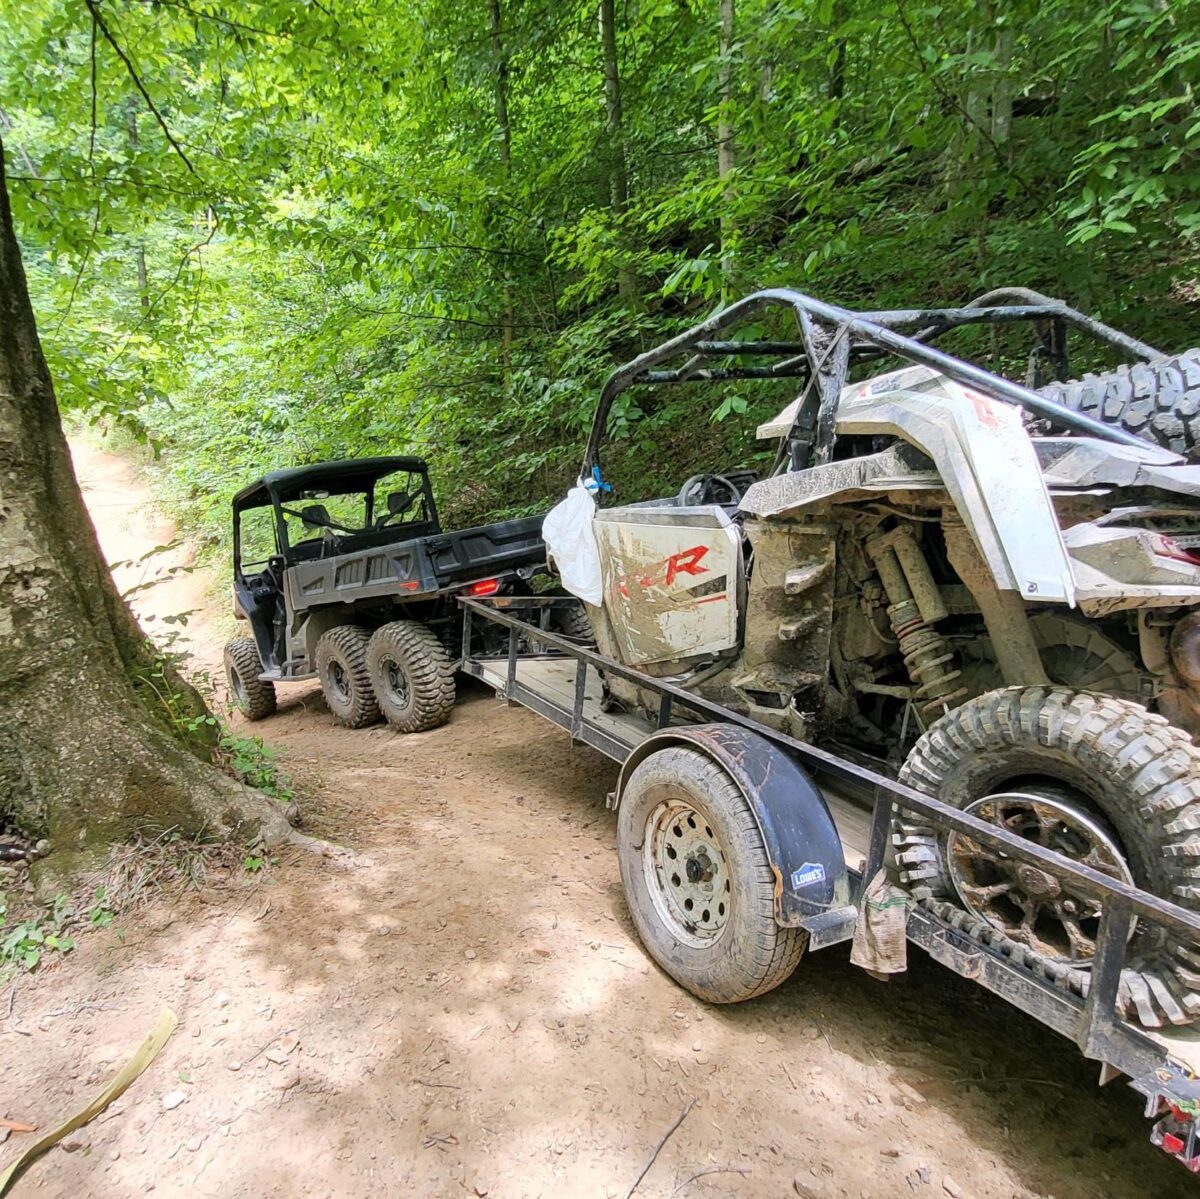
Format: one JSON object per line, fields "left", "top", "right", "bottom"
{"left": 231, "top": 455, "right": 439, "bottom": 579}
{"left": 582, "top": 287, "right": 1165, "bottom": 482}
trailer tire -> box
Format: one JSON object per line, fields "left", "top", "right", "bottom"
{"left": 892, "top": 687, "right": 1200, "bottom": 1028}
{"left": 367, "top": 620, "right": 456, "bottom": 733}
{"left": 223, "top": 638, "right": 276, "bottom": 721}
{"left": 617, "top": 746, "right": 806, "bottom": 1003}
{"left": 1039, "top": 349, "right": 1200, "bottom": 461}
{"left": 315, "top": 626, "right": 380, "bottom": 729}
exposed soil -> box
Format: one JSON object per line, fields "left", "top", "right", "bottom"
{"left": 1, "top": 443, "right": 1190, "bottom": 1198}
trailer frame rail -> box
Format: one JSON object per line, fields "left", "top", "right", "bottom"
{"left": 460, "top": 594, "right": 1200, "bottom": 1166}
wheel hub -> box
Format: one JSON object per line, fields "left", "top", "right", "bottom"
{"left": 1014, "top": 863, "right": 1061, "bottom": 900}
{"left": 642, "top": 799, "right": 730, "bottom": 948}
{"left": 946, "top": 790, "right": 1135, "bottom": 965}
{"left": 330, "top": 661, "right": 350, "bottom": 700}
{"left": 383, "top": 656, "right": 410, "bottom": 707}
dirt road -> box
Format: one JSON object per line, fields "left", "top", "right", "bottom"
{"left": 2, "top": 445, "right": 1191, "bottom": 1197}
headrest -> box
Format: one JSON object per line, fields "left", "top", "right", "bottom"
{"left": 300, "top": 504, "right": 331, "bottom": 531}
{"left": 386, "top": 490, "right": 413, "bottom": 515}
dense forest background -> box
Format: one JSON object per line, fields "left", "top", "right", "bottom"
{"left": 3, "top": 0, "right": 1199, "bottom": 543}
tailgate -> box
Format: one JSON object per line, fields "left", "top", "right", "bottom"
{"left": 426, "top": 515, "right": 545, "bottom": 584}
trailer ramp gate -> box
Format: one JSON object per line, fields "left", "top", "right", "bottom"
{"left": 461, "top": 594, "right": 1200, "bottom": 1173}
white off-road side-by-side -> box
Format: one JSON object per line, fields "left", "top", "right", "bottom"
{"left": 542, "top": 289, "right": 1200, "bottom": 1033}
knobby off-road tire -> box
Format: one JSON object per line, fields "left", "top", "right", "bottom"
{"left": 892, "top": 687, "right": 1200, "bottom": 1028}
{"left": 1039, "top": 349, "right": 1200, "bottom": 461}
{"left": 366, "top": 620, "right": 456, "bottom": 733}
{"left": 223, "top": 638, "right": 276, "bottom": 721}
{"left": 315, "top": 626, "right": 380, "bottom": 729}
{"left": 551, "top": 601, "right": 596, "bottom": 646}
{"left": 617, "top": 746, "right": 806, "bottom": 1003}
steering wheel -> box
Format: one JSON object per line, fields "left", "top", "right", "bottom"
{"left": 677, "top": 473, "right": 744, "bottom": 507}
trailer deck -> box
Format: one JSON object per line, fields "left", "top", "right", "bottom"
{"left": 461, "top": 594, "right": 1200, "bottom": 1172}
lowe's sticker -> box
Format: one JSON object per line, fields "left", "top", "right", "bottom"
{"left": 790, "top": 862, "right": 826, "bottom": 890}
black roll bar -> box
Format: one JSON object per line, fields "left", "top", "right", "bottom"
{"left": 582, "top": 288, "right": 1165, "bottom": 478}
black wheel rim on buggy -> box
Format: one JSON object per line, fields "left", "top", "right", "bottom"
{"left": 945, "top": 787, "right": 1136, "bottom": 966}
{"left": 229, "top": 667, "right": 248, "bottom": 706}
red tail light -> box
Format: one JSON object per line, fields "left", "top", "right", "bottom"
{"left": 466, "top": 578, "right": 501, "bottom": 597}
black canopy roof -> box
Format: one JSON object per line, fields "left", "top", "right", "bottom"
{"left": 232, "top": 455, "right": 429, "bottom": 511}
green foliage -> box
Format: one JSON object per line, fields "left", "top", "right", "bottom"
{"left": 3, "top": 0, "right": 1199, "bottom": 530}
{"left": 87, "top": 885, "right": 115, "bottom": 929}
{"left": 0, "top": 892, "right": 75, "bottom": 972}
{"left": 218, "top": 730, "right": 293, "bottom": 805}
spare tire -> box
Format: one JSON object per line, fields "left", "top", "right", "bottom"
{"left": 1038, "top": 349, "right": 1200, "bottom": 460}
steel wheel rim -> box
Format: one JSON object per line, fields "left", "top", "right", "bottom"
{"left": 380, "top": 654, "right": 410, "bottom": 709}
{"left": 329, "top": 660, "right": 351, "bottom": 701}
{"left": 642, "top": 798, "right": 730, "bottom": 949}
{"left": 946, "top": 789, "right": 1136, "bottom": 966}
{"left": 229, "top": 667, "right": 247, "bottom": 706}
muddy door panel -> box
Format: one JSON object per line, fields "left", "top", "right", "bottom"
{"left": 594, "top": 506, "right": 742, "bottom": 666}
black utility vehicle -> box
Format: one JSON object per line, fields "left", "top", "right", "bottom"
{"left": 223, "top": 455, "right": 550, "bottom": 732}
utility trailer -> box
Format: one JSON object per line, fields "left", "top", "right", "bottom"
{"left": 461, "top": 593, "right": 1200, "bottom": 1172}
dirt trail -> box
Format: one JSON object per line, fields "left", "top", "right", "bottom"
{"left": 2, "top": 444, "right": 1190, "bottom": 1198}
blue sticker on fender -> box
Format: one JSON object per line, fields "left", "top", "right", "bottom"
{"left": 790, "top": 862, "right": 826, "bottom": 889}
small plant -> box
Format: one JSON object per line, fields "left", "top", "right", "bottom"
{"left": 86, "top": 885, "right": 116, "bottom": 929}
{"left": 218, "top": 730, "right": 294, "bottom": 804}
{"left": 243, "top": 854, "right": 266, "bottom": 873}
{"left": 0, "top": 892, "right": 76, "bottom": 973}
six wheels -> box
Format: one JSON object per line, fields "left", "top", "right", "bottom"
{"left": 366, "top": 620, "right": 456, "bottom": 732}
{"left": 223, "top": 638, "right": 277, "bottom": 721}
{"left": 893, "top": 686, "right": 1200, "bottom": 1027}
{"left": 617, "top": 745, "right": 805, "bottom": 1003}
{"left": 315, "top": 626, "right": 380, "bottom": 729}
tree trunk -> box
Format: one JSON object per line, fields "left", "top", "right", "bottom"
{"left": 828, "top": 0, "right": 846, "bottom": 102}
{"left": 0, "top": 138, "right": 289, "bottom": 861}
{"left": 487, "top": 0, "right": 514, "bottom": 376}
{"left": 717, "top": 0, "right": 736, "bottom": 286}
{"left": 598, "top": 0, "right": 638, "bottom": 305}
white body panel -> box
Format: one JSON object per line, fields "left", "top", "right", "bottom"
{"left": 594, "top": 506, "right": 741, "bottom": 666}
{"left": 755, "top": 367, "right": 1079, "bottom": 602}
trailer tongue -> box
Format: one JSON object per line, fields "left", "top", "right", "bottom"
{"left": 460, "top": 594, "right": 1200, "bottom": 1174}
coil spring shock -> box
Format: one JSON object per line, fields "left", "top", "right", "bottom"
{"left": 866, "top": 529, "right": 966, "bottom": 720}
{"left": 887, "top": 597, "right": 967, "bottom": 718}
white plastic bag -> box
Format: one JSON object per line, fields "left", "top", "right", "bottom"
{"left": 542, "top": 481, "right": 603, "bottom": 607}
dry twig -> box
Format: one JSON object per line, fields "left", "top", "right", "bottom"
{"left": 624, "top": 1099, "right": 696, "bottom": 1199}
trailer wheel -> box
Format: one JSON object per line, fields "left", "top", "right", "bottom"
{"left": 223, "top": 638, "right": 276, "bottom": 721}
{"left": 617, "top": 746, "right": 806, "bottom": 1003}
{"left": 892, "top": 687, "right": 1200, "bottom": 1027}
{"left": 367, "top": 620, "right": 456, "bottom": 733}
{"left": 315, "top": 626, "right": 380, "bottom": 728}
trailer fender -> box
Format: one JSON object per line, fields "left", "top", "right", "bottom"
{"left": 614, "top": 723, "right": 852, "bottom": 933}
